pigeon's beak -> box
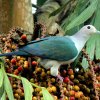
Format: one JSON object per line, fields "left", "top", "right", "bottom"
{"left": 96, "top": 31, "right": 100, "bottom": 34}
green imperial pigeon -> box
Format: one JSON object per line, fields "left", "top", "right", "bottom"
{"left": 0, "top": 25, "right": 100, "bottom": 80}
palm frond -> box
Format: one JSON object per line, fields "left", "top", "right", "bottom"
{"left": 82, "top": 0, "right": 100, "bottom": 69}
{"left": 62, "top": 0, "right": 98, "bottom": 32}
{"left": 37, "top": 0, "right": 47, "bottom": 6}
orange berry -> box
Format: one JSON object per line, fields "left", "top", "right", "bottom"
{"left": 75, "top": 92, "right": 80, "bottom": 98}
{"left": 96, "top": 76, "right": 100, "bottom": 82}
{"left": 17, "top": 56, "right": 21, "bottom": 60}
{"left": 51, "top": 78, "right": 56, "bottom": 83}
{"left": 78, "top": 91, "right": 83, "bottom": 96}
{"left": 68, "top": 69, "right": 74, "bottom": 75}
{"left": 23, "top": 61, "right": 29, "bottom": 68}
{"left": 35, "top": 67, "right": 42, "bottom": 73}
{"left": 2, "top": 37, "right": 6, "bottom": 41}
{"left": 35, "top": 88, "right": 41, "bottom": 92}
{"left": 53, "top": 96, "right": 58, "bottom": 100}
{"left": 73, "top": 85, "right": 80, "bottom": 91}
{"left": 14, "top": 69, "right": 19, "bottom": 75}
{"left": 47, "top": 87, "right": 52, "bottom": 93}
{"left": 16, "top": 88, "right": 22, "bottom": 94}
{"left": 41, "top": 71, "right": 46, "bottom": 77}
{"left": 70, "top": 75, "right": 74, "bottom": 80}
{"left": 12, "top": 84, "right": 17, "bottom": 88}
{"left": 64, "top": 96, "right": 68, "bottom": 100}
{"left": 69, "top": 90, "right": 75, "bottom": 96}
{"left": 32, "top": 96, "right": 37, "bottom": 100}
{"left": 14, "top": 93, "right": 19, "bottom": 98}
{"left": 5, "top": 49, "right": 11, "bottom": 53}
{"left": 51, "top": 86, "right": 57, "bottom": 92}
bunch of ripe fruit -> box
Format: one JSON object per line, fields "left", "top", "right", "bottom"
{"left": 0, "top": 29, "right": 100, "bottom": 100}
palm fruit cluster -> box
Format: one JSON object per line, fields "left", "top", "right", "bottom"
{"left": 0, "top": 28, "right": 100, "bottom": 100}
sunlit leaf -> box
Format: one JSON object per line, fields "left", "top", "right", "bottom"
{"left": 92, "top": 0, "right": 100, "bottom": 59}
{"left": 82, "top": 0, "right": 100, "bottom": 68}
{"left": 0, "top": 84, "right": 4, "bottom": 99}
{"left": 21, "top": 77, "right": 33, "bottom": 100}
{"left": 95, "top": 35, "right": 100, "bottom": 59}
{"left": 42, "top": 87, "right": 54, "bottom": 100}
{"left": 86, "top": 35, "right": 96, "bottom": 59}
{"left": 4, "top": 73, "right": 14, "bottom": 100}
{"left": 0, "top": 69, "right": 4, "bottom": 87}
{"left": 82, "top": 34, "right": 98, "bottom": 69}
{"left": 0, "top": 61, "right": 14, "bottom": 100}
{"left": 82, "top": 57, "right": 88, "bottom": 70}
{"left": 1, "top": 91, "right": 6, "bottom": 100}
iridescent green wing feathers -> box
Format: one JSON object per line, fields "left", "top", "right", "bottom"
{"left": 20, "top": 36, "right": 78, "bottom": 61}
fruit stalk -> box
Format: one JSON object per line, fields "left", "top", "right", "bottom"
{"left": 82, "top": 49, "right": 99, "bottom": 100}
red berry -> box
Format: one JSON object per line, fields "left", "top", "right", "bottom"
{"left": 21, "top": 34, "right": 27, "bottom": 40}
{"left": 18, "top": 66, "right": 23, "bottom": 71}
{"left": 70, "top": 96, "right": 75, "bottom": 100}
{"left": 32, "top": 61, "right": 38, "bottom": 66}
{"left": 11, "top": 58, "right": 16, "bottom": 64}
{"left": 7, "top": 69, "right": 12, "bottom": 73}
{"left": 63, "top": 77, "right": 70, "bottom": 83}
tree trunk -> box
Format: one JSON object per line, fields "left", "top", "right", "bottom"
{"left": 0, "top": 0, "right": 11, "bottom": 33}
{"left": 0, "top": 0, "right": 33, "bottom": 34}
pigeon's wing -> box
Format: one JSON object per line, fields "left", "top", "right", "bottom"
{"left": 27, "top": 37, "right": 49, "bottom": 44}
{"left": 20, "top": 36, "right": 78, "bottom": 61}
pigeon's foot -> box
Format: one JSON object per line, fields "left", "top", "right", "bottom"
{"left": 57, "top": 74, "right": 64, "bottom": 82}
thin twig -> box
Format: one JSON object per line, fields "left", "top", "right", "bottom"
{"left": 32, "top": 3, "right": 40, "bottom": 10}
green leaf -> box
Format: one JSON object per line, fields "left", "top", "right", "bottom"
{"left": 65, "top": 0, "right": 98, "bottom": 31}
{"left": 61, "top": 0, "right": 89, "bottom": 34}
{"left": 0, "top": 61, "right": 14, "bottom": 100}
{"left": 82, "top": 35, "right": 100, "bottom": 69}
{"left": 0, "top": 69, "right": 4, "bottom": 87}
{"left": 7, "top": 73, "right": 20, "bottom": 79}
{"left": 1, "top": 91, "right": 6, "bottom": 100}
{"left": 37, "top": 0, "right": 47, "bottom": 6}
{"left": 0, "top": 84, "right": 4, "bottom": 99}
{"left": 82, "top": 57, "right": 89, "bottom": 70}
{"left": 49, "top": 0, "right": 70, "bottom": 17}
{"left": 42, "top": 87, "right": 54, "bottom": 100}
{"left": 95, "top": 35, "right": 100, "bottom": 59}
{"left": 21, "top": 77, "right": 33, "bottom": 100}
{"left": 93, "top": 0, "right": 100, "bottom": 30}
{"left": 86, "top": 35, "right": 96, "bottom": 59}
{"left": 82, "top": 0, "right": 100, "bottom": 69}
{"left": 4, "top": 73, "right": 14, "bottom": 100}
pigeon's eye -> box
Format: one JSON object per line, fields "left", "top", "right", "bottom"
{"left": 87, "top": 26, "right": 91, "bottom": 29}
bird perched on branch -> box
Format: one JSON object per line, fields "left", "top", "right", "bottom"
{"left": 0, "top": 25, "right": 100, "bottom": 80}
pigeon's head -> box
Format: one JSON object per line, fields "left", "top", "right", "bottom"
{"left": 80, "top": 25, "right": 99, "bottom": 36}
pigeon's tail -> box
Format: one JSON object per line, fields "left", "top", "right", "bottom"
{"left": 0, "top": 50, "right": 28, "bottom": 57}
